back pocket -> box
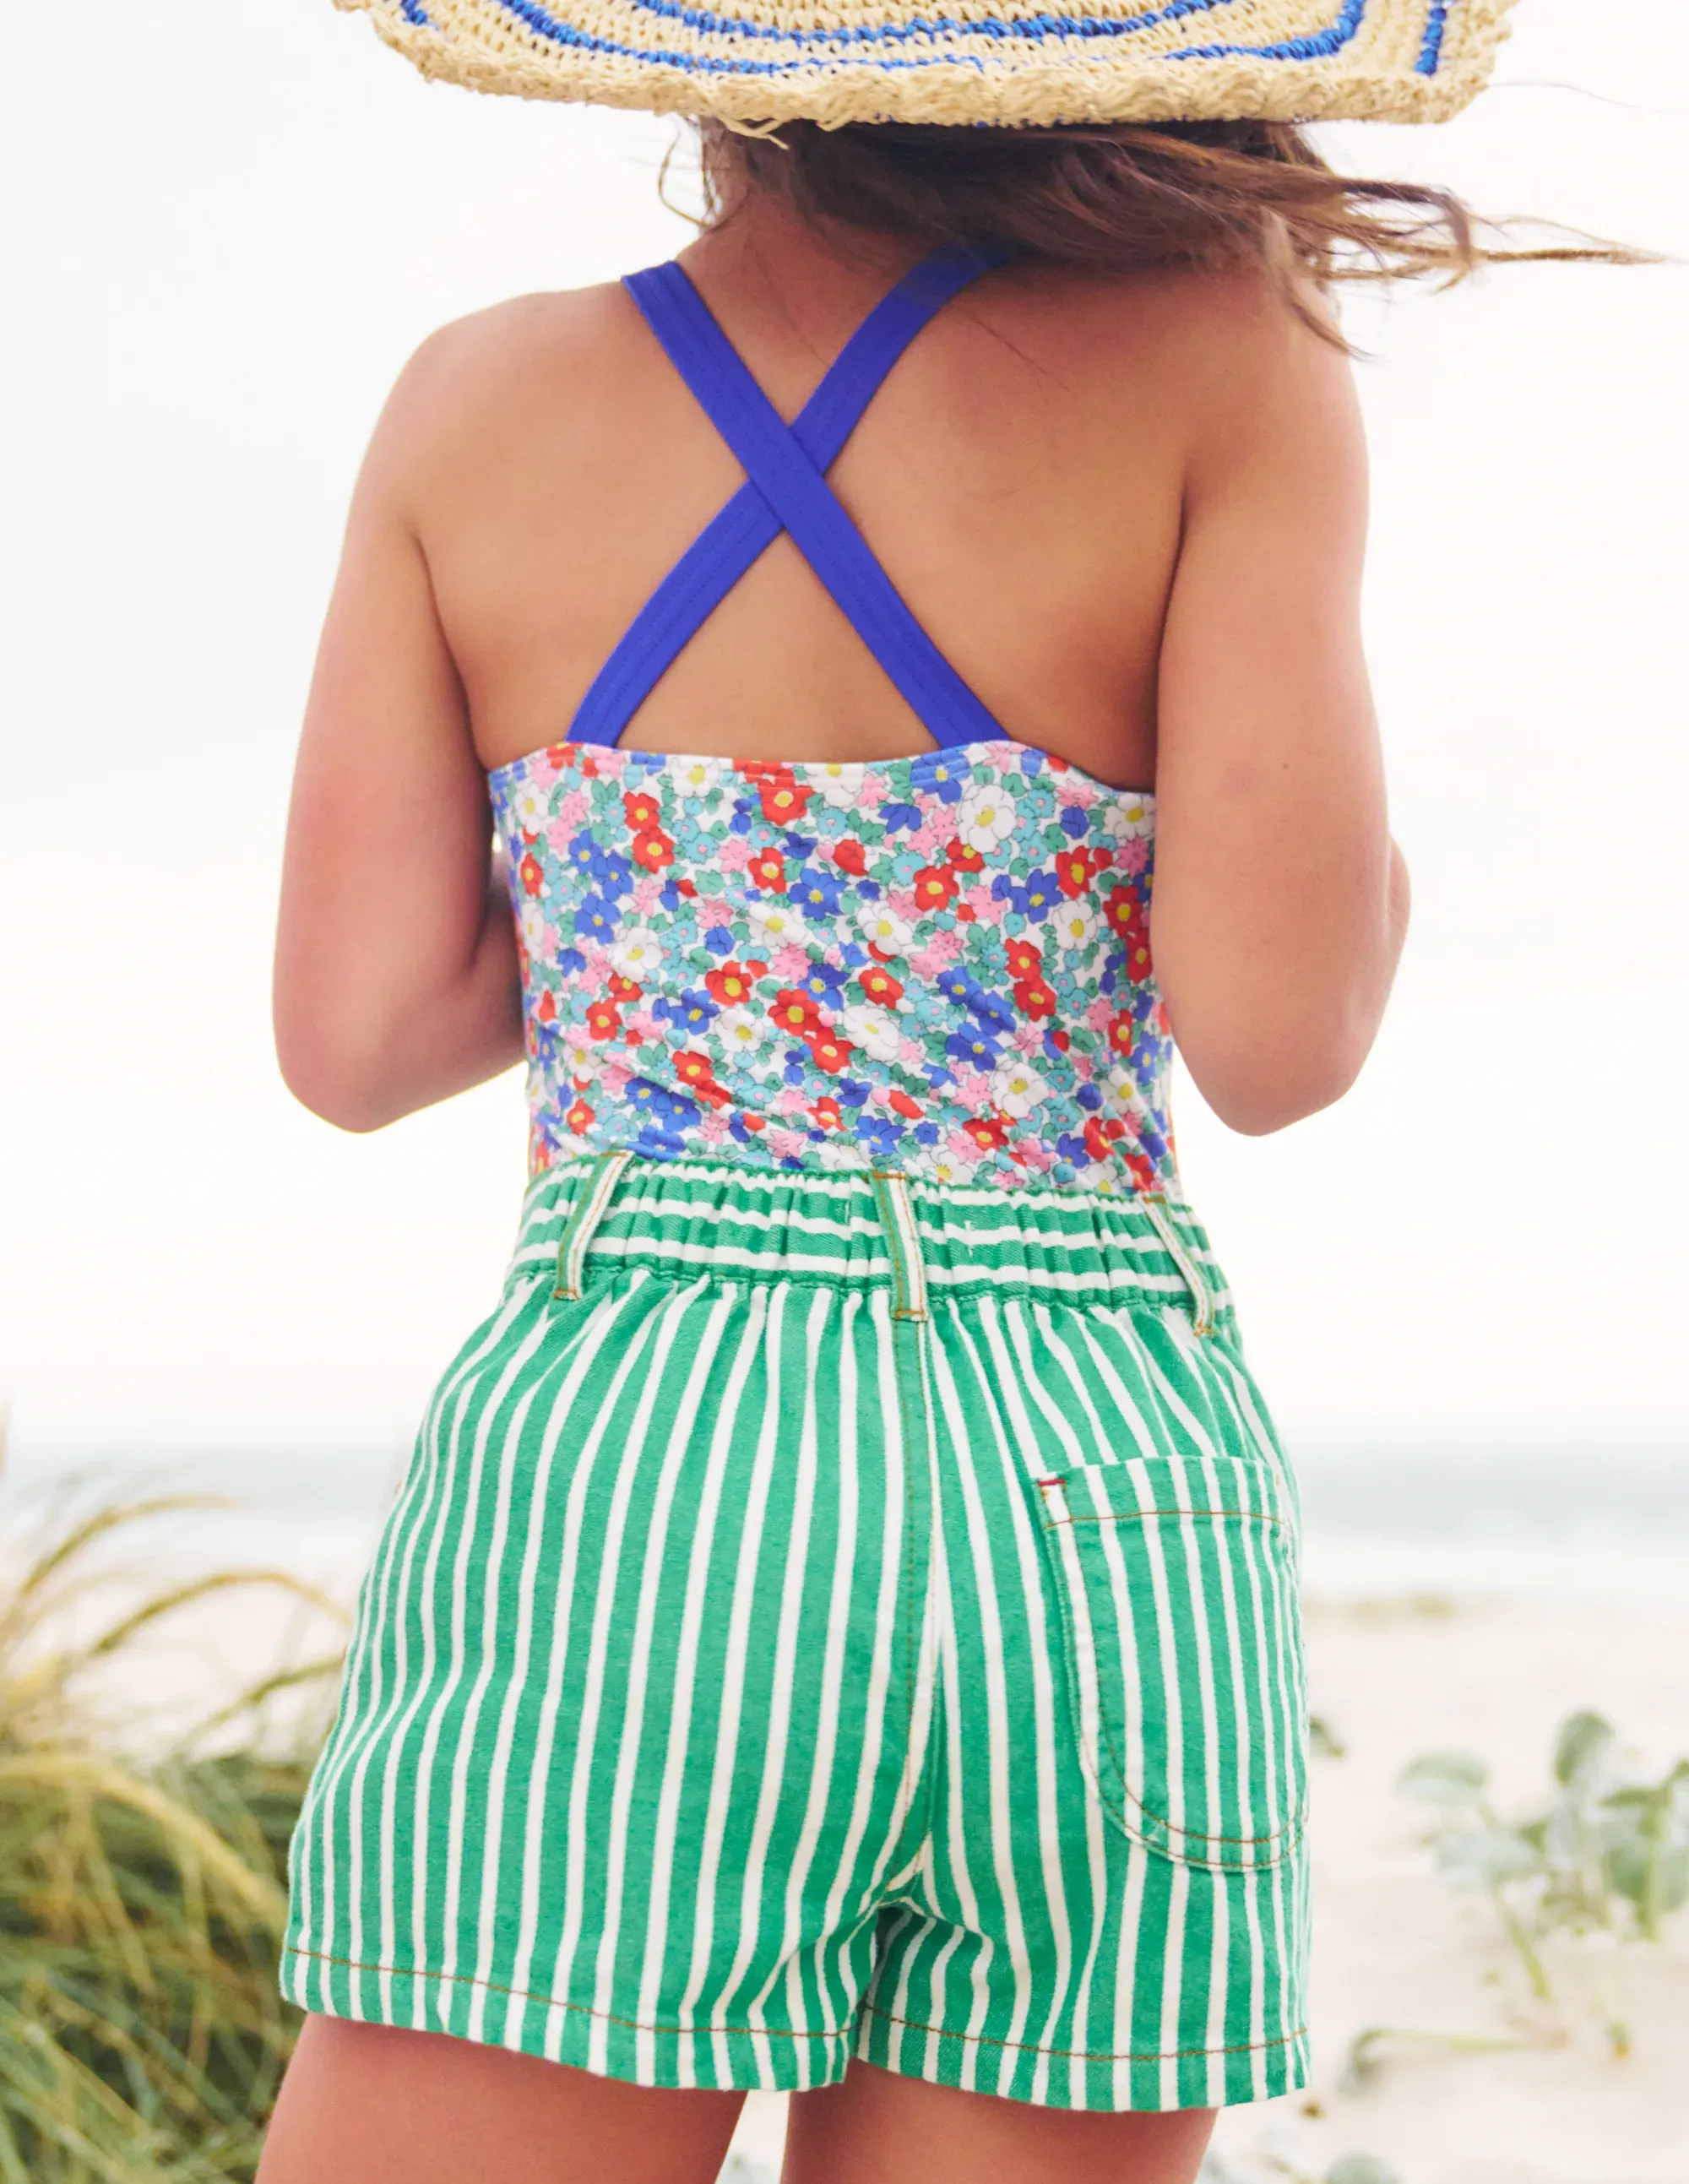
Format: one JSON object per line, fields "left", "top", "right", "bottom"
{"left": 1037, "top": 1452, "right": 1306, "bottom": 1872}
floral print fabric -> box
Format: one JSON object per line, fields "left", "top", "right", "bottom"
{"left": 488, "top": 739, "right": 1176, "bottom": 1195}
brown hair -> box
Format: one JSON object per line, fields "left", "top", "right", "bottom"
{"left": 695, "top": 118, "right": 1634, "bottom": 339}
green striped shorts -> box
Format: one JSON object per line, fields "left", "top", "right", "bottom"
{"left": 282, "top": 1154, "right": 1309, "bottom": 2112}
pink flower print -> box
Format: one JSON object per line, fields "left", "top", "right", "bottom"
{"left": 766, "top": 1127, "right": 809, "bottom": 1161}
{"left": 773, "top": 1086, "right": 809, "bottom": 1118}
{"left": 630, "top": 876, "right": 664, "bottom": 915}
{"left": 699, "top": 896, "right": 735, "bottom": 930}
{"left": 1118, "top": 838, "right": 1150, "bottom": 878}
{"left": 1012, "top": 1023, "right": 1043, "bottom": 1056}
{"left": 907, "top": 932, "right": 965, "bottom": 978}
{"left": 886, "top": 888, "right": 922, "bottom": 924}
{"left": 557, "top": 789, "right": 591, "bottom": 829}
{"left": 698, "top": 1111, "right": 731, "bottom": 1145}
{"left": 770, "top": 943, "right": 812, "bottom": 981}
{"left": 897, "top": 1037, "right": 929, "bottom": 1072}
{"left": 1018, "top": 1138, "right": 1058, "bottom": 1175}
{"left": 625, "top": 1008, "right": 661, "bottom": 1044}
{"left": 965, "top": 888, "right": 1006, "bottom": 926}
{"left": 952, "top": 1068, "right": 991, "bottom": 1112}
{"left": 1085, "top": 997, "right": 1115, "bottom": 1035}
{"left": 563, "top": 1022, "right": 595, "bottom": 1057}
{"left": 601, "top": 1058, "right": 635, "bottom": 1092}
{"left": 528, "top": 748, "right": 562, "bottom": 788}
{"left": 906, "top": 818, "right": 945, "bottom": 860}
{"left": 718, "top": 836, "right": 754, "bottom": 874}
{"left": 944, "top": 1127, "right": 986, "bottom": 1168}
{"left": 854, "top": 773, "right": 888, "bottom": 810}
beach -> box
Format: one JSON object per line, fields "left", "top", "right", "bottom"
{"left": 715, "top": 1593, "right": 1689, "bottom": 2184}
{"left": 7, "top": 1442, "right": 1685, "bottom": 2184}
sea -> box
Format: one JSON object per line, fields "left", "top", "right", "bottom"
{"left": 4, "top": 1438, "right": 1687, "bottom": 1607}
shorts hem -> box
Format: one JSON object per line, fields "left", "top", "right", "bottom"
{"left": 855, "top": 1999, "right": 1311, "bottom": 2112}
{"left": 279, "top": 1943, "right": 851, "bottom": 2094}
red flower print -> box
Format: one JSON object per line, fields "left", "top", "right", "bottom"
{"left": 607, "top": 973, "right": 642, "bottom": 1003}
{"left": 630, "top": 828, "right": 675, "bottom": 873}
{"left": 622, "top": 789, "right": 663, "bottom": 832}
{"left": 1107, "top": 1013, "right": 1137, "bottom": 1061}
{"left": 912, "top": 865, "right": 959, "bottom": 912}
{"left": 536, "top": 991, "right": 557, "bottom": 1024}
{"left": 806, "top": 1030, "right": 855, "bottom": 1074}
{"left": 768, "top": 988, "right": 824, "bottom": 1040}
{"left": 833, "top": 838, "right": 868, "bottom": 877}
{"left": 1122, "top": 1149, "right": 1159, "bottom": 1194}
{"left": 963, "top": 1113, "right": 1011, "bottom": 1151}
{"left": 888, "top": 1089, "right": 924, "bottom": 1120}
{"left": 955, "top": 905, "right": 977, "bottom": 923}
{"left": 1005, "top": 937, "right": 1044, "bottom": 981}
{"left": 1013, "top": 977, "right": 1056, "bottom": 1020}
{"left": 1083, "top": 1116, "right": 1114, "bottom": 1164}
{"left": 1048, "top": 1027, "right": 1072, "bottom": 1053}
{"left": 584, "top": 1000, "right": 622, "bottom": 1041}
{"left": 810, "top": 1096, "right": 844, "bottom": 1131}
{"left": 747, "top": 848, "right": 788, "bottom": 894}
{"left": 1056, "top": 845, "right": 1105, "bottom": 899}
{"left": 856, "top": 965, "right": 904, "bottom": 1007}
{"left": 704, "top": 959, "right": 767, "bottom": 1007}
{"left": 675, "top": 1051, "right": 731, "bottom": 1108}
{"left": 1102, "top": 883, "right": 1143, "bottom": 938}
{"left": 740, "top": 1113, "right": 767, "bottom": 1133}
{"left": 544, "top": 743, "right": 574, "bottom": 771}
{"left": 754, "top": 769, "right": 813, "bottom": 826}
{"left": 581, "top": 754, "right": 600, "bottom": 778}
{"left": 519, "top": 853, "right": 544, "bottom": 897}
{"left": 674, "top": 877, "right": 697, "bottom": 898}
{"left": 945, "top": 837, "right": 986, "bottom": 873}
{"left": 565, "top": 1098, "right": 594, "bottom": 1135}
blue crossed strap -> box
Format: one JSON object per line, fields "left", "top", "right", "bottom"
{"left": 567, "top": 242, "right": 1011, "bottom": 752}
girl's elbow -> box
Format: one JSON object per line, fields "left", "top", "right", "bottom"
{"left": 274, "top": 1013, "right": 405, "bottom": 1134}
{"left": 1186, "top": 1023, "right": 1377, "bottom": 1137}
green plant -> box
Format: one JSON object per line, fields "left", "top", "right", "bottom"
{"left": 1398, "top": 1709, "right": 1689, "bottom": 2053}
{"left": 0, "top": 1437, "right": 343, "bottom": 2181}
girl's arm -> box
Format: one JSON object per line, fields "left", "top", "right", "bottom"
{"left": 1151, "top": 283, "right": 1409, "bottom": 1137}
{"left": 273, "top": 351, "right": 524, "bottom": 1133}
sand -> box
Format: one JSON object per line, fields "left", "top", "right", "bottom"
{"left": 720, "top": 1594, "right": 1689, "bottom": 2184}
{"left": 22, "top": 1527, "right": 1687, "bottom": 2183}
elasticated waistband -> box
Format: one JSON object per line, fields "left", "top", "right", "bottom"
{"left": 503, "top": 1152, "right": 1231, "bottom": 1330}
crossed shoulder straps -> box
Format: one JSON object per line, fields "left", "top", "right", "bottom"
{"left": 567, "top": 243, "right": 1011, "bottom": 752}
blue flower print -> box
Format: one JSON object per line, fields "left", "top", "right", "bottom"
{"left": 490, "top": 739, "right": 1176, "bottom": 1197}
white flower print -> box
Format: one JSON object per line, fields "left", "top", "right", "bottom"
{"left": 671, "top": 756, "right": 723, "bottom": 799}
{"left": 1097, "top": 791, "right": 1156, "bottom": 845}
{"left": 839, "top": 1003, "right": 902, "bottom": 1063}
{"left": 991, "top": 1057, "right": 1051, "bottom": 1118}
{"left": 609, "top": 926, "right": 665, "bottom": 979}
{"left": 506, "top": 777, "right": 554, "bottom": 837}
{"left": 1051, "top": 902, "right": 1100, "bottom": 953}
{"left": 955, "top": 785, "right": 1018, "bottom": 855}
{"left": 856, "top": 905, "right": 914, "bottom": 954}
{"left": 487, "top": 742, "right": 1176, "bottom": 1195}
{"left": 812, "top": 762, "right": 865, "bottom": 809}
{"left": 714, "top": 1007, "right": 766, "bottom": 1057}
{"left": 745, "top": 899, "right": 810, "bottom": 950}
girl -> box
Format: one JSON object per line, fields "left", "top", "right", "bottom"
{"left": 261, "top": 7, "right": 1517, "bottom": 2178}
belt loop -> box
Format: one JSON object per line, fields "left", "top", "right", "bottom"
{"left": 552, "top": 1149, "right": 633, "bottom": 1302}
{"left": 869, "top": 1171, "right": 928, "bottom": 1323}
{"left": 1140, "top": 1193, "right": 1214, "bottom": 1338}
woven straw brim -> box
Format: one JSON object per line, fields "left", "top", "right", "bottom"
{"left": 337, "top": 0, "right": 1517, "bottom": 129}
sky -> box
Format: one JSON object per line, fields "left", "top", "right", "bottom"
{"left": 1, "top": 0, "right": 1686, "bottom": 1459}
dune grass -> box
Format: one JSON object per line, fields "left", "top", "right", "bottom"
{"left": 0, "top": 1431, "right": 343, "bottom": 2181}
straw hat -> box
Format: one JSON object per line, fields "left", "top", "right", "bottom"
{"left": 335, "top": 0, "right": 1518, "bottom": 130}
